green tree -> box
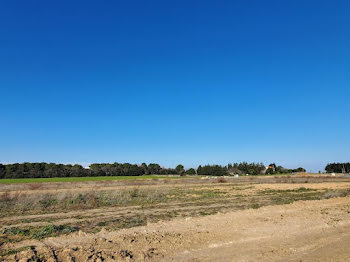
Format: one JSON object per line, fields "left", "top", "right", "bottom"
{"left": 0, "top": 164, "right": 6, "bottom": 179}
{"left": 175, "top": 164, "right": 185, "bottom": 175}
{"left": 196, "top": 165, "right": 202, "bottom": 175}
{"left": 148, "top": 163, "right": 161, "bottom": 174}
{"left": 197, "top": 165, "right": 227, "bottom": 176}
{"left": 185, "top": 168, "right": 196, "bottom": 175}
{"left": 141, "top": 163, "right": 148, "bottom": 175}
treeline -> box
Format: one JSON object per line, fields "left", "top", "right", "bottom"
{"left": 325, "top": 163, "right": 350, "bottom": 173}
{"left": 89, "top": 163, "right": 189, "bottom": 176}
{"left": 197, "top": 162, "right": 266, "bottom": 176}
{"left": 0, "top": 163, "right": 186, "bottom": 179}
{"left": 0, "top": 163, "right": 87, "bottom": 179}
{"left": 0, "top": 162, "right": 305, "bottom": 179}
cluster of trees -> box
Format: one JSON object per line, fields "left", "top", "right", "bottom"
{"left": 282, "top": 167, "right": 306, "bottom": 173}
{"left": 227, "top": 162, "right": 266, "bottom": 176}
{"left": 0, "top": 162, "right": 194, "bottom": 179}
{"left": 264, "top": 163, "right": 306, "bottom": 175}
{"left": 325, "top": 163, "right": 350, "bottom": 173}
{"left": 197, "top": 165, "right": 228, "bottom": 176}
{"left": 0, "top": 162, "right": 306, "bottom": 179}
{"left": 89, "top": 163, "right": 190, "bottom": 176}
{"left": 195, "top": 162, "right": 306, "bottom": 176}
{"left": 196, "top": 162, "right": 267, "bottom": 176}
{"left": 0, "top": 163, "right": 87, "bottom": 179}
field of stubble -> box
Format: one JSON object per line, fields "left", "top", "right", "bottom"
{"left": 1, "top": 175, "right": 350, "bottom": 261}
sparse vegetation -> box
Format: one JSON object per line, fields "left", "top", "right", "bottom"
{"left": 0, "top": 246, "right": 30, "bottom": 257}
{"left": 323, "top": 189, "right": 350, "bottom": 199}
{"left": 1, "top": 224, "right": 78, "bottom": 241}
{"left": 251, "top": 203, "right": 261, "bottom": 209}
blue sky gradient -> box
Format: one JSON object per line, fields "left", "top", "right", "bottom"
{"left": 1, "top": 1, "right": 350, "bottom": 171}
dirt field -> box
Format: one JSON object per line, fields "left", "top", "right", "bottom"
{"left": 1, "top": 175, "right": 350, "bottom": 261}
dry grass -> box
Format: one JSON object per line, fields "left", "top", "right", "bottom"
{"left": 27, "top": 183, "right": 42, "bottom": 190}
{"left": 0, "top": 176, "right": 349, "bottom": 248}
{"left": 0, "top": 186, "right": 227, "bottom": 217}
{"left": 323, "top": 189, "right": 350, "bottom": 199}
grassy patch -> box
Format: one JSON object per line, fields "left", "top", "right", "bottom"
{"left": 251, "top": 203, "right": 261, "bottom": 209}
{"left": 198, "top": 210, "right": 218, "bottom": 216}
{"left": 0, "top": 246, "right": 30, "bottom": 257}
{"left": 260, "top": 187, "right": 317, "bottom": 195}
{"left": 258, "top": 187, "right": 328, "bottom": 205}
{"left": 259, "top": 188, "right": 350, "bottom": 206}
{"left": 81, "top": 216, "right": 147, "bottom": 233}
{"left": 1, "top": 224, "right": 78, "bottom": 240}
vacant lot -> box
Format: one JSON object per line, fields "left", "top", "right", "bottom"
{"left": 0, "top": 175, "right": 349, "bottom": 261}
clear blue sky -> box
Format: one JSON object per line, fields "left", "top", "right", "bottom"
{"left": 1, "top": 1, "right": 349, "bottom": 172}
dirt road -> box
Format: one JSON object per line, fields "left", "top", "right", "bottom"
{"left": 5, "top": 196, "right": 350, "bottom": 261}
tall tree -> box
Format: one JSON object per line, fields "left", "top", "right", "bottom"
{"left": 0, "top": 164, "right": 6, "bottom": 179}
{"left": 175, "top": 164, "right": 185, "bottom": 175}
